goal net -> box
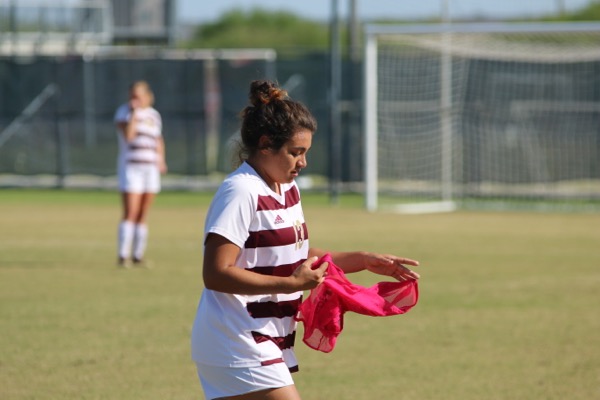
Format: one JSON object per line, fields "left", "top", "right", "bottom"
{"left": 364, "top": 22, "right": 600, "bottom": 213}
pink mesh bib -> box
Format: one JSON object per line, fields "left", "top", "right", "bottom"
{"left": 296, "top": 253, "right": 419, "bottom": 353}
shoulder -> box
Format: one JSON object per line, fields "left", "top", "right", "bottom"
{"left": 211, "top": 165, "right": 266, "bottom": 210}
{"left": 146, "top": 107, "right": 162, "bottom": 129}
{"left": 220, "top": 168, "right": 262, "bottom": 200}
{"left": 205, "top": 166, "right": 265, "bottom": 240}
{"left": 147, "top": 107, "right": 161, "bottom": 119}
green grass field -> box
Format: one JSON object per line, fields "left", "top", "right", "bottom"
{"left": 1, "top": 189, "right": 599, "bottom": 400}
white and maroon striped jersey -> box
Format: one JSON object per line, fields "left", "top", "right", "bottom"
{"left": 114, "top": 103, "right": 162, "bottom": 167}
{"left": 191, "top": 162, "right": 309, "bottom": 372}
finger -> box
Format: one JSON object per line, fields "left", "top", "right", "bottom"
{"left": 390, "top": 263, "right": 419, "bottom": 279}
{"left": 390, "top": 269, "right": 403, "bottom": 280}
{"left": 314, "top": 261, "right": 329, "bottom": 274}
{"left": 307, "top": 256, "right": 320, "bottom": 269}
{"left": 393, "top": 258, "right": 420, "bottom": 267}
{"left": 402, "top": 269, "right": 420, "bottom": 280}
{"left": 407, "top": 271, "right": 420, "bottom": 279}
{"left": 316, "top": 262, "right": 329, "bottom": 282}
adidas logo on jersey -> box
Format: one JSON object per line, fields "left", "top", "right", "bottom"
{"left": 274, "top": 215, "right": 285, "bottom": 224}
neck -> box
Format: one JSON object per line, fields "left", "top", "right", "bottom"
{"left": 246, "top": 159, "right": 279, "bottom": 194}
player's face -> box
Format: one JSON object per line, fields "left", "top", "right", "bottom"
{"left": 129, "top": 86, "right": 152, "bottom": 108}
{"left": 266, "top": 129, "right": 312, "bottom": 186}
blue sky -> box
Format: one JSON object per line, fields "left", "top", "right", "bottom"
{"left": 177, "top": 0, "right": 593, "bottom": 23}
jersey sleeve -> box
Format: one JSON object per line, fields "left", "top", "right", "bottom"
{"left": 114, "top": 104, "right": 131, "bottom": 124}
{"left": 204, "top": 180, "right": 255, "bottom": 249}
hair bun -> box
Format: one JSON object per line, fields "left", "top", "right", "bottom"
{"left": 249, "top": 80, "right": 288, "bottom": 106}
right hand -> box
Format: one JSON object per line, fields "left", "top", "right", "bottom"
{"left": 129, "top": 98, "right": 141, "bottom": 111}
{"left": 291, "top": 256, "right": 328, "bottom": 290}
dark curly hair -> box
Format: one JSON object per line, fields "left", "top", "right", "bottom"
{"left": 236, "top": 80, "right": 317, "bottom": 164}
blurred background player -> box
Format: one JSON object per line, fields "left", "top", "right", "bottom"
{"left": 114, "top": 81, "right": 167, "bottom": 267}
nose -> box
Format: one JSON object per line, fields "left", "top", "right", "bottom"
{"left": 298, "top": 154, "right": 307, "bottom": 169}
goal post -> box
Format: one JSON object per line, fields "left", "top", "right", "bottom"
{"left": 363, "top": 22, "right": 600, "bottom": 213}
{"left": 364, "top": 23, "right": 460, "bottom": 213}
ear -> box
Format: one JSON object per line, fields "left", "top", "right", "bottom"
{"left": 258, "top": 135, "right": 272, "bottom": 153}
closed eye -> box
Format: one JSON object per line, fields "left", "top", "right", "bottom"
{"left": 290, "top": 147, "right": 308, "bottom": 157}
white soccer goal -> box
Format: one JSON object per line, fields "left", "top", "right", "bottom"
{"left": 364, "top": 22, "right": 600, "bottom": 213}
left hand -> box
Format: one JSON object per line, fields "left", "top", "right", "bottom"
{"left": 364, "top": 253, "right": 420, "bottom": 281}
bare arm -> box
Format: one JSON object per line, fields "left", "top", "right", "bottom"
{"left": 116, "top": 108, "right": 138, "bottom": 143}
{"left": 203, "top": 233, "right": 328, "bottom": 295}
{"left": 309, "top": 247, "right": 420, "bottom": 281}
{"left": 156, "top": 136, "right": 167, "bottom": 174}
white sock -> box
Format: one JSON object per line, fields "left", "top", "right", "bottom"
{"left": 133, "top": 223, "right": 148, "bottom": 261}
{"left": 118, "top": 220, "right": 135, "bottom": 260}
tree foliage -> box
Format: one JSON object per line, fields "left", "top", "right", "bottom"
{"left": 181, "top": 3, "right": 600, "bottom": 51}
{"left": 545, "top": 0, "right": 600, "bottom": 21}
{"left": 184, "top": 8, "right": 330, "bottom": 51}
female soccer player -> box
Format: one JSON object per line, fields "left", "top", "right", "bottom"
{"left": 191, "top": 80, "right": 419, "bottom": 400}
{"left": 114, "top": 81, "right": 167, "bottom": 267}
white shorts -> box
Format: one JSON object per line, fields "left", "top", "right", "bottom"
{"left": 118, "top": 163, "right": 161, "bottom": 194}
{"left": 195, "top": 362, "right": 294, "bottom": 400}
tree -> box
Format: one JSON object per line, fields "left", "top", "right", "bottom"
{"left": 183, "top": 8, "right": 330, "bottom": 53}
{"left": 543, "top": 0, "right": 600, "bottom": 21}
{"left": 565, "top": 0, "right": 600, "bottom": 20}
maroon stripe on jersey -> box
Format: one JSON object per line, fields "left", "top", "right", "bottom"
{"left": 256, "top": 185, "right": 301, "bottom": 211}
{"left": 260, "top": 358, "right": 284, "bottom": 366}
{"left": 244, "top": 223, "right": 308, "bottom": 248}
{"left": 136, "top": 132, "right": 158, "bottom": 139}
{"left": 260, "top": 358, "right": 299, "bottom": 373}
{"left": 247, "top": 259, "right": 305, "bottom": 277}
{"left": 127, "top": 160, "right": 156, "bottom": 164}
{"left": 247, "top": 298, "right": 301, "bottom": 319}
{"left": 251, "top": 330, "right": 296, "bottom": 350}
{"left": 129, "top": 144, "right": 157, "bottom": 151}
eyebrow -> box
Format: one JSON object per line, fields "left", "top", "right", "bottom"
{"left": 290, "top": 146, "right": 308, "bottom": 152}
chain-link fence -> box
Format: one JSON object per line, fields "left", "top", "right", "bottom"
{"left": 0, "top": 47, "right": 363, "bottom": 189}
